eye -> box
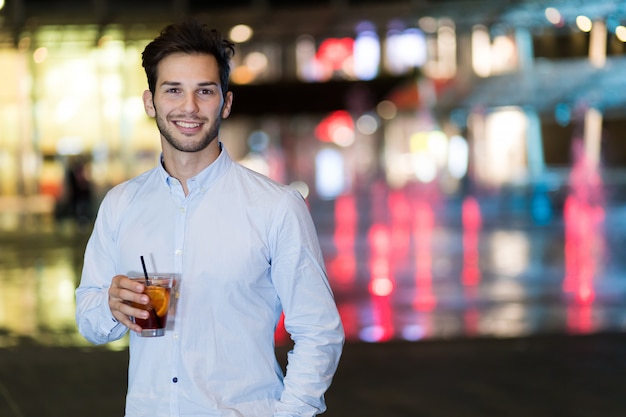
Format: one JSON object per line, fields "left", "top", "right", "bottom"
{"left": 199, "top": 88, "right": 214, "bottom": 95}
{"left": 165, "top": 88, "right": 181, "bottom": 94}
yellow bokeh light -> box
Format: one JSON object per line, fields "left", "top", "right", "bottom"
{"left": 616, "top": 26, "right": 626, "bottom": 42}
{"left": 410, "top": 132, "right": 429, "bottom": 153}
{"left": 33, "top": 47, "right": 48, "bottom": 64}
{"left": 231, "top": 65, "right": 255, "bottom": 84}
{"left": 229, "top": 24, "right": 253, "bottom": 43}
{"left": 244, "top": 51, "right": 268, "bottom": 73}
{"left": 576, "top": 15, "right": 592, "bottom": 33}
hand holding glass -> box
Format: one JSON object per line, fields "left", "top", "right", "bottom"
{"left": 129, "top": 275, "right": 174, "bottom": 337}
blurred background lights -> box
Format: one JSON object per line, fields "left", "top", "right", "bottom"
{"left": 315, "top": 148, "right": 346, "bottom": 200}
{"left": 356, "top": 113, "right": 379, "bottom": 135}
{"left": 354, "top": 24, "right": 380, "bottom": 80}
{"left": 239, "top": 130, "right": 271, "bottom": 175}
{"left": 240, "top": 155, "right": 269, "bottom": 176}
{"left": 295, "top": 34, "right": 317, "bottom": 82}
{"left": 491, "top": 35, "right": 516, "bottom": 73}
{"left": 376, "top": 100, "right": 397, "bottom": 120}
{"left": 409, "top": 131, "right": 429, "bottom": 153}
{"left": 359, "top": 325, "right": 386, "bottom": 343}
{"left": 616, "top": 25, "right": 626, "bottom": 42}
{"left": 317, "top": 37, "right": 354, "bottom": 77}
{"left": 369, "top": 277, "right": 394, "bottom": 296}
{"left": 401, "top": 324, "right": 426, "bottom": 341}
{"left": 231, "top": 65, "right": 254, "bottom": 84}
{"left": 418, "top": 16, "right": 437, "bottom": 33}
{"left": 56, "top": 97, "right": 80, "bottom": 122}
{"left": 0, "top": 0, "right": 5, "bottom": 10}
{"left": 385, "top": 28, "right": 427, "bottom": 75}
{"left": 427, "top": 131, "right": 448, "bottom": 165}
{"left": 315, "top": 110, "right": 355, "bottom": 146}
{"left": 56, "top": 136, "right": 84, "bottom": 155}
{"left": 18, "top": 36, "right": 31, "bottom": 50}
{"left": 413, "top": 153, "right": 437, "bottom": 183}
{"left": 244, "top": 51, "right": 268, "bottom": 73}
{"left": 555, "top": 102, "right": 571, "bottom": 126}
{"left": 229, "top": 24, "right": 253, "bottom": 43}
{"left": 33, "top": 47, "right": 48, "bottom": 64}
{"left": 544, "top": 7, "right": 563, "bottom": 26}
{"left": 231, "top": 50, "right": 269, "bottom": 84}
{"left": 97, "top": 34, "right": 113, "bottom": 47}
{"left": 289, "top": 180, "right": 310, "bottom": 199}
{"left": 448, "top": 135, "right": 469, "bottom": 179}
{"left": 576, "top": 15, "right": 592, "bottom": 32}
{"left": 332, "top": 125, "right": 355, "bottom": 147}
{"left": 471, "top": 25, "right": 491, "bottom": 77}
{"left": 247, "top": 130, "right": 270, "bottom": 152}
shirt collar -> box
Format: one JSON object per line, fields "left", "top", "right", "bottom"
{"left": 157, "top": 142, "right": 233, "bottom": 193}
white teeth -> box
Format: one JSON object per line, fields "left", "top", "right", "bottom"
{"left": 176, "top": 121, "right": 200, "bottom": 129}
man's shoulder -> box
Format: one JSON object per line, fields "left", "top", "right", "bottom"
{"left": 231, "top": 162, "right": 302, "bottom": 200}
{"left": 105, "top": 167, "right": 160, "bottom": 203}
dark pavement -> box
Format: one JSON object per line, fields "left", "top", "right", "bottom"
{"left": 1, "top": 332, "right": 625, "bottom": 417}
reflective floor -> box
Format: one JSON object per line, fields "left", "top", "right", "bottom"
{"left": 310, "top": 183, "right": 626, "bottom": 344}
{"left": 1, "top": 182, "right": 626, "bottom": 349}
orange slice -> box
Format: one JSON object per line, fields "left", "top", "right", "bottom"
{"left": 145, "top": 286, "right": 170, "bottom": 317}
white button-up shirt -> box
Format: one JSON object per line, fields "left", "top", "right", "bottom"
{"left": 75, "top": 144, "right": 344, "bottom": 417}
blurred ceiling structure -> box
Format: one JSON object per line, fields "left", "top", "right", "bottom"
{"left": 2, "top": 0, "right": 626, "bottom": 44}
{"left": 0, "top": 1, "right": 558, "bottom": 40}
{"left": 1, "top": 1, "right": 446, "bottom": 34}
{"left": 450, "top": 57, "right": 626, "bottom": 120}
{"left": 2, "top": 0, "right": 626, "bottom": 117}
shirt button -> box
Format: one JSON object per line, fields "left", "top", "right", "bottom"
{"left": 173, "top": 333, "right": 179, "bottom": 340}
{"left": 172, "top": 377, "right": 178, "bottom": 383}
{"left": 175, "top": 249, "right": 182, "bottom": 256}
{"left": 179, "top": 207, "right": 185, "bottom": 213}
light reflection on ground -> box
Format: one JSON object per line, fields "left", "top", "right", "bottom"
{"left": 1, "top": 189, "right": 626, "bottom": 349}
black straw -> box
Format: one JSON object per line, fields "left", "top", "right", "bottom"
{"left": 139, "top": 255, "right": 161, "bottom": 327}
{"left": 140, "top": 256, "right": 150, "bottom": 286}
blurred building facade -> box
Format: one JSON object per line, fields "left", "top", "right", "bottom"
{"left": 1, "top": 0, "right": 626, "bottom": 228}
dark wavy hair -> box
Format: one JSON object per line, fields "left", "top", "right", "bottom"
{"left": 142, "top": 19, "right": 235, "bottom": 96}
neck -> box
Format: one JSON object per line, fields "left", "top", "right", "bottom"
{"left": 161, "top": 141, "right": 221, "bottom": 196}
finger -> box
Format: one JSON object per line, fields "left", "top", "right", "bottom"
{"left": 109, "top": 276, "right": 148, "bottom": 305}
{"left": 108, "top": 275, "right": 150, "bottom": 332}
{"left": 111, "top": 275, "right": 145, "bottom": 297}
{"left": 110, "top": 297, "right": 149, "bottom": 333}
{"left": 112, "top": 310, "right": 141, "bottom": 333}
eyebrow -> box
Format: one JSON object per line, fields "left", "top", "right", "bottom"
{"left": 159, "top": 81, "right": 219, "bottom": 88}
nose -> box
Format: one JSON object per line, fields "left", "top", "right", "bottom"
{"left": 181, "top": 92, "right": 199, "bottom": 114}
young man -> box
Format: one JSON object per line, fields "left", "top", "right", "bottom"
{"left": 75, "top": 20, "right": 344, "bottom": 417}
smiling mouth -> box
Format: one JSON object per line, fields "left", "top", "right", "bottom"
{"left": 174, "top": 121, "right": 202, "bottom": 129}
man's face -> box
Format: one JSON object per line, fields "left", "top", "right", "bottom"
{"left": 143, "top": 52, "right": 233, "bottom": 153}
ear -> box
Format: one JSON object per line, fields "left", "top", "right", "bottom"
{"left": 221, "top": 91, "right": 233, "bottom": 119}
{"left": 143, "top": 90, "right": 156, "bottom": 118}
